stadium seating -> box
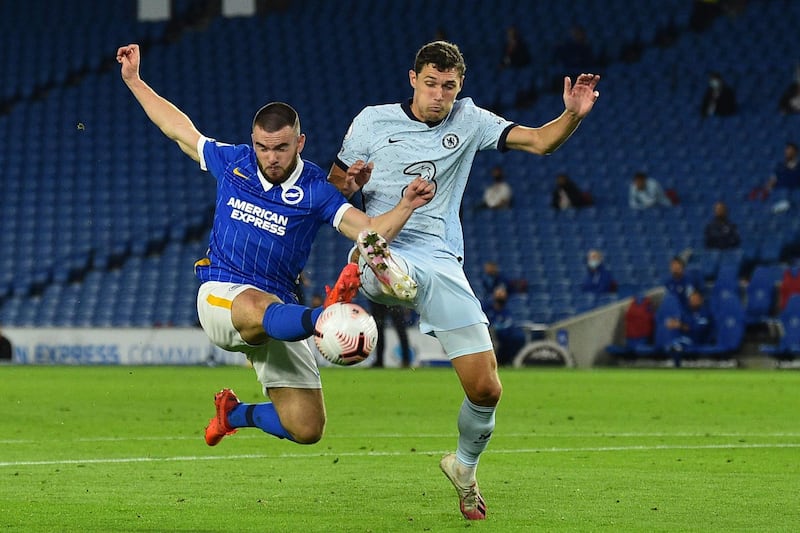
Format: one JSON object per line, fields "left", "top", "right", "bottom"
{"left": 744, "top": 265, "right": 781, "bottom": 327}
{"left": 1, "top": 0, "right": 799, "bottom": 333}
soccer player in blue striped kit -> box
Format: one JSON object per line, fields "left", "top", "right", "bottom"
{"left": 330, "top": 41, "right": 601, "bottom": 519}
{"left": 117, "top": 44, "right": 433, "bottom": 447}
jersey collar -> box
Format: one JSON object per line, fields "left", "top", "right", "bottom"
{"left": 256, "top": 155, "right": 305, "bottom": 192}
{"left": 401, "top": 98, "right": 445, "bottom": 128}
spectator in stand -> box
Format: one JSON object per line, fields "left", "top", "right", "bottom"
{"left": 780, "top": 82, "right": 800, "bottom": 115}
{"left": 499, "top": 25, "right": 531, "bottom": 70}
{"left": 629, "top": 171, "right": 672, "bottom": 209}
{"left": 481, "top": 166, "right": 513, "bottom": 209}
{"left": 779, "top": 68, "right": 800, "bottom": 115}
{"left": 665, "top": 291, "right": 714, "bottom": 352}
{"left": 482, "top": 285, "right": 526, "bottom": 366}
{"left": 554, "top": 25, "right": 597, "bottom": 71}
{"left": 580, "top": 249, "right": 617, "bottom": 294}
{"left": 749, "top": 142, "right": 800, "bottom": 203}
{"left": 700, "top": 71, "right": 737, "bottom": 117}
{"left": 480, "top": 260, "right": 511, "bottom": 298}
{"left": 551, "top": 173, "right": 591, "bottom": 210}
{"left": 704, "top": 201, "right": 741, "bottom": 250}
{"left": 766, "top": 142, "right": 800, "bottom": 193}
{"left": 664, "top": 256, "right": 701, "bottom": 308}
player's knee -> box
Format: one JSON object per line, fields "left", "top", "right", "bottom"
{"left": 285, "top": 413, "right": 326, "bottom": 444}
{"left": 468, "top": 379, "right": 502, "bottom": 407}
{"left": 290, "top": 423, "right": 325, "bottom": 444}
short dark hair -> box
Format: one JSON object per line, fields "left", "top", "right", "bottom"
{"left": 414, "top": 41, "right": 466, "bottom": 77}
{"left": 252, "top": 102, "right": 300, "bottom": 135}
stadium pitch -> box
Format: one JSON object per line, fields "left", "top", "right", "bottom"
{"left": 2, "top": 365, "right": 798, "bottom": 532}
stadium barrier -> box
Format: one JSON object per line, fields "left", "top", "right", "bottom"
{"left": 3, "top": 327, "right": 449, "bottom": 368}
{"left": 542, "top": 287, "right": 666, "bottom": 368}
{"left": 3, "top": 327, "right": 244, "bottom": 366}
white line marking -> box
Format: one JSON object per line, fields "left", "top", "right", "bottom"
{"left": 2, "top": 432, "right": 799, "bottom": 445}
{"left": 1, "top": 442, "right": 798, "bottom": 468}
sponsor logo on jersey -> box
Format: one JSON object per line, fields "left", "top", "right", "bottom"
{"left": 404, "top": 161, "right": 436, "bottom": 181}
{"left": 226, "top": 196, "right": 288, "bottom": 236}
{"left": 402, "top": 161, "right": 438, "bottom": 198}
{"left": 232, "top": 167, "right": 249, "bottom": 179}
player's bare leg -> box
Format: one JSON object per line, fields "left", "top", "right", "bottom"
{"left": 267, "top": 387, "right": 326, "bottom": 444}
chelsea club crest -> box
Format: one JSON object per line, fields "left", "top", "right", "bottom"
{"left": 442, "top": 133, "right": 459, "bottom": 149}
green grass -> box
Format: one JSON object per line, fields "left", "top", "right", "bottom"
{"left": 2, "top": 366, "right": 799, "bottom": 532}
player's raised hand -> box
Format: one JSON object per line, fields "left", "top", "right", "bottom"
{"left": 347, "top": 160, "right": 373, "bottom": 188}
{"left": 563, "top": 73, "right": 600, "bottom": 119}
{"left": 116, "top": 44, "right": 141, "bottom": 83}
{"left": 403, "top": 176, "right": 436, "bottom": 208}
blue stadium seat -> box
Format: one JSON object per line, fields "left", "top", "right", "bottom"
{"left": 1, "top": 0, "right": 798, "bottom": 328}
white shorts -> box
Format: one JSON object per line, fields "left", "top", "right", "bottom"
{"left": 357, "top": 250, "right": 493, "bottom": 358}
{"left": 196, "top": 281, "right": 321, "bottom": 391}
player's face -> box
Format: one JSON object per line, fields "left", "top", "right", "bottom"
{"left": 251, "top": 125, "right": 306, "bottom": 184}
{"left": 409, "top": 64, "right": 463, "bottom": 122}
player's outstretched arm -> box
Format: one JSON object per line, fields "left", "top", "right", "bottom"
{"left": 505, "top": 73, "right": 600, "bottom": 156}
{"left": 116, "top": 44, "right": 202, "bottom": 162}
{"left": 337, "top": 176, "right": 434, "bottom": 242}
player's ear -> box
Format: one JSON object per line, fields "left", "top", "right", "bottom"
{"left": 296, "top": 133, "right": 306, "bottom": 154}
{"left": 408, "top": 69, "right": 417, "bottom": 89}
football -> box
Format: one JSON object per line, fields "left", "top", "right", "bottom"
{"left": 314, "top": 302, "right": 378, "bottom": 366}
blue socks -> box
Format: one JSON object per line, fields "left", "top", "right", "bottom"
{"left": 232, "top": 304, "right": 326, "bottom": 440}
{"left": 227, "top": 402, "right": 295, "bottom": 441}
{"left": 262, "top": 303, "right": 323, "bottom": 341}
{"left": 456, "top": 397, "right": 496, "bottom": 467}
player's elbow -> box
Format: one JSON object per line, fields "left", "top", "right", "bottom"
{"left": 539, "top": 145, "right": 559, "bottom": 156}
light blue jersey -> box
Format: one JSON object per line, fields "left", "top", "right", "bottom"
{"left": 197, "top": 137, "right": 351, "bottom": 304}
{"left": 338, "top": 99, "right": 516, "bottom": 336}
{"left": 336, "top": 98, "right": 515, "bottom": 261}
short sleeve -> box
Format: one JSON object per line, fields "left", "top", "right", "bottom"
{"left": 336, "top": 109, "right": 372, "bottom": 168}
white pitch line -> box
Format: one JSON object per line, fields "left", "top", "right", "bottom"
{"left": 1, "top": 442, "right": 799, "bottom": 468}
{"left": 2, "top": 431, "right": 800, "bottom": 445}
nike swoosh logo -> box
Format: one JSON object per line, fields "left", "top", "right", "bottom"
{"left": 232, "top": 167, "right": 249, "bottom": 179}
{"left": 388, "top": 138, "right": 402, "bottom": 144}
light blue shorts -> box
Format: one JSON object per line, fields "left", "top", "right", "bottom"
{"left": 358, "top": 250, "right": 493, "bottom": 358}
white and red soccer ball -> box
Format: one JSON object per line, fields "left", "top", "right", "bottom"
{"left": 314, "top": 302, "right": 378, "bottom": 366}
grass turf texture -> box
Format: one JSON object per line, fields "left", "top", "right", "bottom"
{"left": 1, "top": 366, "right": 799, "bottom": 532}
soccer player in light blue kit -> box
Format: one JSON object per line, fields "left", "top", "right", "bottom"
{"left": 117, "top": 44, "right": 433, "bottom": 448}
{"left": 330, "top": 41, "right": 601, "bottom": 520}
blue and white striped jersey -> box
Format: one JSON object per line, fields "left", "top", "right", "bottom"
{"left": 336, "top": 98, "right": 515, "bottom": 260}
{"left": 196, "top": 137, "right": 351, "bottom": 304}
